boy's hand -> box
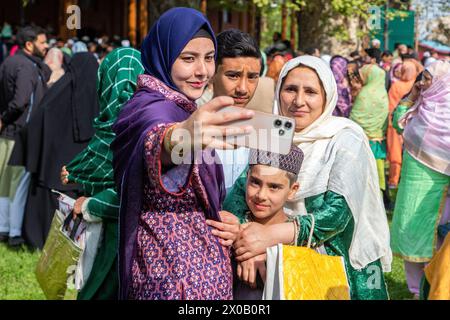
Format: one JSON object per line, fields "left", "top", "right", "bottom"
{"left": 73, "top": 196, "right": 87, "bottom": 220}
{"left": 206, "top": 210, "right": 241, "bottom": 247}
{"left": 234, "top": 222, "right": 273, "bottom": 261}
{"left": 237, "top": 253, "right": 267, "bottom": 289}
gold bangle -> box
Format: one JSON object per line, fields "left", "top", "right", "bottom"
{"left": 291, "top": 219, "right": 298, "bottom": 246}
{"left": 400, "top": 98, "right": 414, "bottom": 108}
{"left": 164, "top": 124, "right": 185, "bottom": 158}
{"left": 164, "top": 124, "right": 176, "bottom": 154}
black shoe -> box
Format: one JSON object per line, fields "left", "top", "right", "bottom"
{"left": 0, "top": 232, "right": 8, "bottom": 243}
{"left": 8, "top": 236, "right": 25, "bottom": 248}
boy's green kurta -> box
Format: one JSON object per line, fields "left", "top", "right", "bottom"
{"left": 223, "top": 171, "right": 389, "bottom": 300}
{"left": 65, "top": 48, "right": 144, "bottom": 300}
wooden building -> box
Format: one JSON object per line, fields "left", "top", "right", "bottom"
{"left": 0, "top": 0, "right": 261, "bottom": 47}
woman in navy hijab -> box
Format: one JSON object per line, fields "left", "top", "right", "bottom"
{"left": 111, "top": 7, "right": 254, "bottom": 300}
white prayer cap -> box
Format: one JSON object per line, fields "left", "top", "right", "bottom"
{"left": 372, "top": 39, "right": 381, "bottom": 47}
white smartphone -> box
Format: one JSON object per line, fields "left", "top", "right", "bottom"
{"left": 217, "top": 106, "right": 295, "bottom": 155}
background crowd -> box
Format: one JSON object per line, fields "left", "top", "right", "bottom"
{"left": 0, "top": 10, "right": 449, "bottom": 301}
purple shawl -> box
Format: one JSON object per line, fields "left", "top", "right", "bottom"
{"left": 111, "top": 7, "right": 224, "bottom": 299}
{"left": 330, "top": 56, "right": 352, "bottom": 118}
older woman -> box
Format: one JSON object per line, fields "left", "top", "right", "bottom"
{"left": 391, "top": 60, "right": 450, "bottom": 299}
{"left": 111, "top": 8, "right": 254, "bottom": 300}
{"left": 221, "top": 56, "right": 392, "bottom": 300}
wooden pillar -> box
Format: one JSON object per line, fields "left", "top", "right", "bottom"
{"left": 248, "top": 2, "right": 256, "bottom": 37}
{"left": 281, "top": 1, "right": 288, "bottom": 40}
{"left": 59, "top": 0, "right": 78, "bottom": 40}
{"left": 128, "top": 0, "right": 137, "bottom": 47}
{"left": 123, "top": 0, "right": 129, "bottom": 40}
{"left": 290, "top": 9, "right": 296, "bottom": 50}
{"left": 255, "top": 7, "right": 262, "bottom": 46}
{"left": 238, "top": 10, "right": 245, "bottom": 31}
{"left": 139, "top": 0, "right": 148, "bottom": 44}
{"left": 200, "top": 0, "right": 207, "bottom": 15}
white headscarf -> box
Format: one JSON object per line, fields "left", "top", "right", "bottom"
{"left": 424, "top": 57, "right": 437, "bottom": 68}
{"left": 72, "top": 41, "right": 88, "bottom": 54}
{"left": 274, "top": 55, "right": 392, "bottom": 272}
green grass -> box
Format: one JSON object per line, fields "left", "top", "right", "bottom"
{"left": 1, "top": 237, "right": 411, "bottom": 300}
{"left": 0, "top": 243, "right": 45, "bottom": 300}
{"left": 0, "top": 243, "right": 77, "bottom": 300}
{"left": 0, "top": 197, "right": 411, "bottom": 300}
{"left": 384, "top": 252, "right": 411, "bottom": 300}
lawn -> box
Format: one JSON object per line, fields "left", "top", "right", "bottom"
{"left": 0, "top": 243, "right": 45, "bottom": 300}
{"left": 0, "top": 238, "right": 411, "bottom": 300}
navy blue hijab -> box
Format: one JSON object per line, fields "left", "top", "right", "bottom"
{"left": 140, "top": 7, "right": 217, "bottom": 92}
{"left": 112, "top": 8, "right": 225, "bottom": 299}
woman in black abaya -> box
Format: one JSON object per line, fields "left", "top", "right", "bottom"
{"left": 20, "top": 52, "right": 99, "bottom": 249}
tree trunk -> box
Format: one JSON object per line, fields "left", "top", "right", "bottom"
{"left": 281, "top": 1, "right": 288, "bottom": 40}
{"left": 290, "top": 9, "right": 296, "bottom": 50}
{"left": 296, "top": 1, "right": 326, "bottom": 51}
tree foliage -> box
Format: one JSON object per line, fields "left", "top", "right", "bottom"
{"left": 212, "top": 0, "right": 410, "bottom": 51}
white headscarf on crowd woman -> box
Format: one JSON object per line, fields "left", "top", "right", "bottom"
{"left": 72, "top": 41, "right": 88, "bottom": 54}
{"left": 400, "top": 60, "right": 450, "bottom": 176}
{"left": 424, "top": 57, "right": 437, "bottom": 68}
{"left": 273, "top": 55, "right": 392, "bottom": 272}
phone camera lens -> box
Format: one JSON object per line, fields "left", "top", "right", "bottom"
{"left": 284, "top": 121, "right": 292, "bottom": 130}
{"left": 274, "top": 119, "right": 282, "bottom": 128}
{"left": 279, "top": 129, "right": 285, "bottom": 136}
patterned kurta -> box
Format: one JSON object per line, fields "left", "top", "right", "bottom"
{"left": 128, "top": 124, "right": 233, "bottom": 300}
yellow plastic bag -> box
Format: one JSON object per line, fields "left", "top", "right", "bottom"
{"left": 263, "top": 214, "right": 350, "bottom": 300}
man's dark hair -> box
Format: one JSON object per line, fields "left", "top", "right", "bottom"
{"left": 365, "top": 48, "right": 382, "bottom": 64}
{"left": 16, "top": 26, "right": 46, "bottom": 48}
{"left": 216, "top": 29, "right": 262, "bottom": 72}
{"left": 273, "top": 32, "right": 282, "bottom": 40}
{"left": 401, "top": 53, "right": 415, "bottom": 61}
{"left": 350, "top": 50, "right": 360, "bottom": 58}
{"left": 382, "top": 50, "right": 393, "bottom": 57}
{"left": 305, "top": 47, "right": 318, "bottom": 56}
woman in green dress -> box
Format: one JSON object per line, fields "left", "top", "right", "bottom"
{"left": 349, "top": 62, "right": 389, "bottom": 191}
{"left": 61, "top": 48, "right": 144, "bottom": 299}
{"left": 221, "top": 55, "right": 392, "bottom": 300}
{"left": 390, "top": 60, "right": 450, "bottom": 299}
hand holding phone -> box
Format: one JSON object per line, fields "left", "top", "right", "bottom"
{"left": 217, "top": 106, "right": 295, "bottom": 155}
